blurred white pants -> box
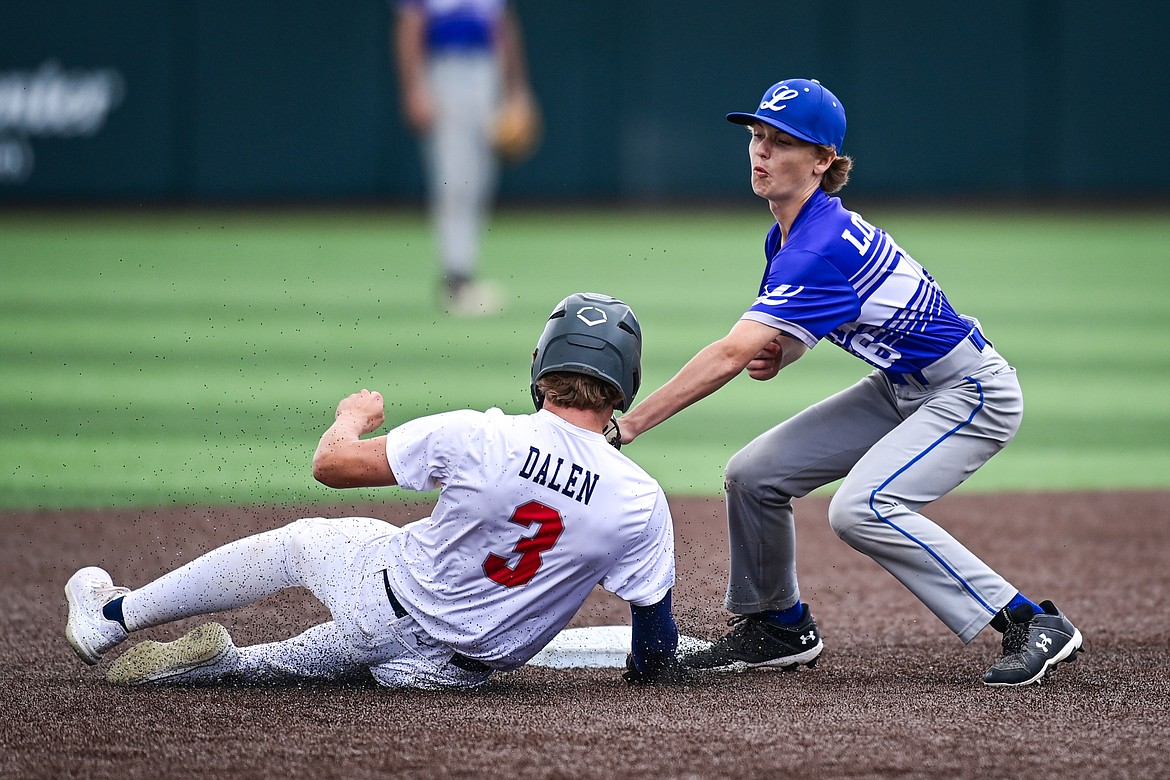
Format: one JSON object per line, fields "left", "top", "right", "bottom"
{"left": 423, "top": 52, "right": 501, "bottom": 281}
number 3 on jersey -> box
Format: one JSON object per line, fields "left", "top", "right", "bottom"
{"left": 483, "top": 501, "right": 564, "bottom": 587}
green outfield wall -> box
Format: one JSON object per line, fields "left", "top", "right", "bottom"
{"left": 1, "top": 0, "right": 1166, "bottom": 203}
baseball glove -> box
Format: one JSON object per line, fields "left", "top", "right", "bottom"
{"left": 602, "top": 417, "right": 621, "bottom": 450}
{"left": 493, "top": 93, "right": 542, "bottom": 164}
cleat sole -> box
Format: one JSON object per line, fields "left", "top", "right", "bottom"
{"left": 106, "top": 623, "right": 235, "bottom": 686}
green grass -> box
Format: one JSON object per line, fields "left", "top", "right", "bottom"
{"left": 2, "top": 206, "right": 1168, "bottom": 508}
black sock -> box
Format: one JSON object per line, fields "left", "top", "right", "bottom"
{"left": 102, "top": 596, "right": 128, "bottom": 631}
{"left": 989, "top": 596, "right": 1037, "bottom": 633}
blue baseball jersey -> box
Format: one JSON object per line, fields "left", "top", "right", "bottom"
{"left": 397, "top": 0, "right": 506, "bottom": 53}
{"left": 741, "top": 190, "right": 974, "bottom": 374}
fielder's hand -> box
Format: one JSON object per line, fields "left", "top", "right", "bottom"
{"left": 746, "top": 338, "right": 783, "bottom": 381}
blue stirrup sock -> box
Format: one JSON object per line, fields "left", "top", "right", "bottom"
{"left": 102, "top": 596, "right": 128, "bottom": 631}
{"left": 759, "top": 602, "right": 805, "bottom": 626}
{"left": 1006, "top": 593, "right": 1041, "bottom": 615}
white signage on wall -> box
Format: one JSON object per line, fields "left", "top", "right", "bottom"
{"left": 0, "top": 60, "right": 125, "bottom": 183}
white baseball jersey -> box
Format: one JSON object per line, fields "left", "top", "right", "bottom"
{"left": 372, "top": 407, "right": 675, "bottom": 670}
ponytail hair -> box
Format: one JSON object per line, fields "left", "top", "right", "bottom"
{"left": 818, "top": 147, "right": 853, "bottom": 194}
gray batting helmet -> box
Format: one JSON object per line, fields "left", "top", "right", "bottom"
{"left": 531, "top": 292, "right": 642, "bottom": 412}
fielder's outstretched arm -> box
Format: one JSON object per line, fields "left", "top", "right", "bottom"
{"left": 619, "top": 320, "right": 805, "bottom": 444}
{"left": 312, "top": 389, "right": 398, "bottom": 489}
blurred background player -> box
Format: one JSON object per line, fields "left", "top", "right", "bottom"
{"left": 393, "top": 0, "right": 539, "bottom": 316}
{"left": 616, "top": 78, "right": 1083, "bottom": 687}
{"left": 65, "top": 293, "right": 681, "bottom": 689}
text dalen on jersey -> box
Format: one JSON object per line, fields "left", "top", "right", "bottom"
{"left": 518, "top": 446, "right": 599, "bottom": 505}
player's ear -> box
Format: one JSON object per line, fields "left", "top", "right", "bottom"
{"left": 811, "top": 143, "right": 836, "bottom": 175}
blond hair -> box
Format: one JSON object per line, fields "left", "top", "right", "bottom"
{"left": 536, "top": 371, "right": 624, "bottom": 412}
{"left": 818, "top": 145, "right": 853, "bottom": 194}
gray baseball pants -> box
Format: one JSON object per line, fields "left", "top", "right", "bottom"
{"left": 423, "top": 52, "right": 500, "bottom": 282}
{"left": 724, "top": 333, "right": 1022, "bottom": 643}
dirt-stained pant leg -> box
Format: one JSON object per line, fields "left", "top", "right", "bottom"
{"left": 235, "top": 621, "right": 372, "bottom": 683}
{"left": 271, "top": 517, "right": 493, "bottom": 690}
{"left": 724, "top": 373, "right": 901, "bottom": 613}
{"left": 828, "top": 361, "right": 1023, "bottom": 643}
{"left": 121, "top": 518, "right": 384, "bottom": 632}
{"left": 121, "top": 517, "right": 401, "bottom": 683}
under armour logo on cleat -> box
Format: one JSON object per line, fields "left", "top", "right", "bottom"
{"left": 1035, "top": 633, "right": 1053, "bottom": 653}
{"left": 800, "top": 631, "right": 816, "bottom": 645}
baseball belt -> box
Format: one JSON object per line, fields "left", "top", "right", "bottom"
{"left": 887, "top": 328, "right": 992, "bottom": 389}
{"left": 380, "top": 569, "right": 490, "bottom": 674}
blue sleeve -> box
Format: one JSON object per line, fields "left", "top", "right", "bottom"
{"left": 748, "top": 249, "right": 860, "bottom": 341}
{"left": 629, "top": 590, "right": 678, "bottom": 674}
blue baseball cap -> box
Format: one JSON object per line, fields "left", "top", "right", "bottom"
{"left": 726, "top": 79, "right": 846, "bottom": 152}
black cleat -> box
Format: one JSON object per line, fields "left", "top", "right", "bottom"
{"left": 983, "top": 600, "right": 1083, "bottom": 687}
{"left": 680, "top": 605, "right": 823, "bottom": 672}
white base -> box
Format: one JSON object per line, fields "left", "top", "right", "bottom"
{"left": 526, "top": 625, "right": 711, "bottom": 669}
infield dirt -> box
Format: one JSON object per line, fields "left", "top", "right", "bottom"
{"left": 3, "top": 491, "right": 1168, "bottom": 779}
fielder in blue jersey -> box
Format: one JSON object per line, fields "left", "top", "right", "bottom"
{"left": 393, "top": 0, "right": 536, "bottom": 316}
{"left": 616, "top": 78, "right": 1083, "bottom": 687}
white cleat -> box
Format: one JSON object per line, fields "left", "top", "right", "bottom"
{"left": 65, "top": 566, "right": 130, "bottom": 665}
{"left": 106, "top": 622, "right": 238, "bottom": 686}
